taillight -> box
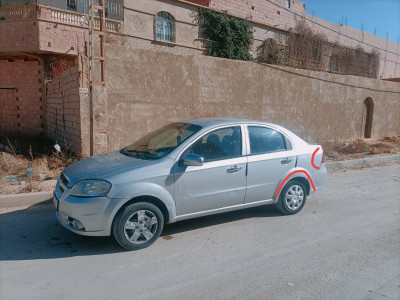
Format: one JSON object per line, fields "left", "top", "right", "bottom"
{"left": 321, "top": 150, "right": 325, "bottom": 164}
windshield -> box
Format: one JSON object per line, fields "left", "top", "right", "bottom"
{"left": 123, "top": 123, "right": 202, "bottom": 159}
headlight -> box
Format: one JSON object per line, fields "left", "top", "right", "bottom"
{"left": 69, "top": 180, "right": 112, "bottom": 197}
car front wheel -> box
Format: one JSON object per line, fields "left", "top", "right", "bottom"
{"left": 112, "top": 202, "right": 164, "bottom": 250}
{"left": 276, "top": 180, "right": 307, "bottom": 215}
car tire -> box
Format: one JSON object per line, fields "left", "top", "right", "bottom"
{"left": 112, "top": 202, "right": 164, "bottom": 250}
{"left": 275, "top": 180, "right": 307, "bottom": 215}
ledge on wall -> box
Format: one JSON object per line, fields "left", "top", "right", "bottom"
{"left": 382, "top": 78, "right": 400, "bottom": 83}
{"left": 152, "top": 39, "right": 176, "bottom": 47}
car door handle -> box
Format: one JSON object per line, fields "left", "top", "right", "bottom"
{"left": 281, "top": 158, "right": 292, "bottom": 165}
{"left": 227, "top": 166, "right": 242, "bottom": 173}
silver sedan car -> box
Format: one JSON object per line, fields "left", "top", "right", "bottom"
{"left": 53, "top": 119, "right": 326, "bottom": 250}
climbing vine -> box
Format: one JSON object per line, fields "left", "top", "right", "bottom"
{"left": 257, "top": 38, "right": 285, "bottom": 64}
{"left": 198, "top": 8, "right": 253, "bottom": 61}
{"left": 257, "top": 21, "right": 380, "bottom": 78}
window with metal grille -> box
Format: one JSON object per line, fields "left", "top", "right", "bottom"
{"left": 67, "top": 0, "right": 77, "bottom": 11}
{"left": 155, "top": 12, "right": 175, "bottom": 42}
{"left": 286, "top": 0, "right": 291, "bottom": 9}
{"left": 330, "top": 55, "right": 338, "bottom": 72}
{"left": 198, "top": 14, "right": 209, "bottom": 39}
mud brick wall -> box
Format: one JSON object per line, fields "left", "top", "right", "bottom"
{"left": 0, "top": 58, "right": 43, "bottom": 135}
{"left": 46, "top": 65, "right": 82, "bottom": 154}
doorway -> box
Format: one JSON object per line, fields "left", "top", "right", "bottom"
{"left": 363, "top": 97, "right": 374, "bottom": 138}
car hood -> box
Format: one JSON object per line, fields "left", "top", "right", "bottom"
{"left": 63, "top": 150, "right": 155, "bottom": 186}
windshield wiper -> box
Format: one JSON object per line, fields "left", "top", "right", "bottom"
{"left": 124, "top": 148, "right": 158, "bottom": 159}
{"left": 136, "top": 149, "right": 159, "bottom": 159}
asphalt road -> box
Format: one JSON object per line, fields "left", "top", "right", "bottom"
{"left": 1, "top": 164, "right": 399, "bottom": 300}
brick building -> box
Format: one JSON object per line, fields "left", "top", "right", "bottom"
{"left": 0, "top": 0, "right": 122, "bottom": 145}
{"left": 0, "top": 0, "right": 399, "bottom": 155}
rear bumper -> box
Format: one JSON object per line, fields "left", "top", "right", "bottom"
{"left": 309, "top": 164, "right": 327, "bottom": 194}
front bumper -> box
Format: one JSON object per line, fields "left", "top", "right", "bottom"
{"left": 53, "top": 192, "right": 114, "bottom": 236}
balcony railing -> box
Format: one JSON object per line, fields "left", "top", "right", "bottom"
{"left": 50, "top": 8, "right": 87, "bottom": 27}
{"left": 0, "top": 5, "right": 35, "bottom": 19}
{"left": 93, "top": 16, "right": 121, "bottom": 33}
{"left": 0, "top": 5, "right": 122, "bottom": 33}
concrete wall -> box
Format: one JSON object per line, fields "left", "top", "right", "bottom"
{"left": 100, "top": 45, "right": 400, "bottom": 153}
{"left": 0, "top": 57, "right": 44, "bottom": 135}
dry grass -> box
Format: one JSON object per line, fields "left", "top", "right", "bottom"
{"left": 322, "top": 136, "right": 400, "bottom": 161}
{"left": 0, "top": 135, "right": 78, "bottom": 194}
{"left": 0, "top": 152, "right": 75, "bottom": 179}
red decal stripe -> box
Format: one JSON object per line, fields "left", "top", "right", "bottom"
{"left": 311, "top": 147, "right": 320, "bottom": 170}
{"left": 276, "top": 170, "right": 316, "bottom": 196}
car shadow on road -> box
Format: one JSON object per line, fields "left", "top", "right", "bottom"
{"left": 0, "top": 201, "right": 284, "bottom": 261}
{"left": 0, "top": 201, "right": 124, "bottom": 261}
{"left": 162, "top": 205, "right": 283, "bottom": 236}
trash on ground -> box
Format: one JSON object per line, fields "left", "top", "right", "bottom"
{"left": 54, "top": 144, "right": 61, "bottom": 153}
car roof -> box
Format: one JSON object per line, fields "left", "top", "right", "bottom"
{"left": 180, "top": 118, "right": 307, "bottom": 146}
{"left": 181, "top": 118, "right": 278, "bottom": 128}
{"left": 166, "top": 118, "right": 310, "bottom": 159}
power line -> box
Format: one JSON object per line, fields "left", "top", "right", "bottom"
{"left": 264, "top": 0, "right": 400, "bottom": 57}
{"left": 264, "top": 64, "right": 400, "bottom": 94}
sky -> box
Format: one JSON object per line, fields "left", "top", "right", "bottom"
{"left": 301, "top": 0, "right": 400, "bottom": 43}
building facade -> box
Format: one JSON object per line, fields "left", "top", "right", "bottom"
{"left": 0, "top": 0, "right": 399, "bottom": 155}
{"left": 126, "top": 0, "right": 399, "bottom": 78}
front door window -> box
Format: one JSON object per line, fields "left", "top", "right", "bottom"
{"left": 188, "top": 126, "right": 242, "bottom": 162}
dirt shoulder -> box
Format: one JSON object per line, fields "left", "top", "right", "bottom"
{"left": 0, "top": 135, "right": 78, "bottom": 195}
{"left": 323, "top": 136, "right": 400, "bottom": 161}
{"left": 0, "top": 149, "right": 73, "bottom": 195}
{"left": 1, "top": 136, "right": 399, "bottom": 195}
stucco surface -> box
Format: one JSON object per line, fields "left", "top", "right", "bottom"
{"left": 104, "top": 45, "right": 400, "bottom": 151}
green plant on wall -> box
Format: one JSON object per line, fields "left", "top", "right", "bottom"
{"left": 198, "top": 8, "right": 253, "bottom": 61}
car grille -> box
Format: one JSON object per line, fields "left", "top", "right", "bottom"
{"left": 60, "top": 173, "right": 69, "bottom": 191}
{"left": 56, "top": 173, "right": 70, "bottom": 199}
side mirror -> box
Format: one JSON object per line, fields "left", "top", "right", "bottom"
{"left": 183, "top": 154, "right": 204, "bottom": 166}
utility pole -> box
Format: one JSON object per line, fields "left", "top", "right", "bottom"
{"left": 88, "top": 0, "right": 106, "bottom": 156}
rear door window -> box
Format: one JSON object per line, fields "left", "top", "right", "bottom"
{"left": 248, "top": 126, "right": 292, "bottom": 155}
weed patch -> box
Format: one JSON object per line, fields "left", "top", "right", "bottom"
{"left": 0, "top": 135, "right": 78, "bottom": 194}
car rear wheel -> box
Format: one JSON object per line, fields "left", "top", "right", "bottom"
{"left": 112, "top": 202, "right": 164, "bottom": 250}
{"left": 275, "top": 180, "right": 307, "bottom": 215}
